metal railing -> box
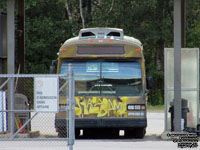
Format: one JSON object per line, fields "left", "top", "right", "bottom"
{"left": 0, "top": 65, "right": 75, "bottom": 150}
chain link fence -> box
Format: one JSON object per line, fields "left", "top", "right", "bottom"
{"left": 0, "top": 69, "right": 75, "bottom": 150}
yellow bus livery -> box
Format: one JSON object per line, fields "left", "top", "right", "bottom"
{"left": 53, "top": 28, "right": 151, "bottom": 138}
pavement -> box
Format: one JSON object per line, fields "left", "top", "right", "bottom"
{"left": 0, "top": 112, "right": 199, "bottom": 150}
{"left": 0, "top": 137, "right": 199, "bottom": 150}
{"left": 146, "top": 112, "right": 164, "bottom": 136}
{"left": 30, "top": 112, "right": 166, "bottom": 136}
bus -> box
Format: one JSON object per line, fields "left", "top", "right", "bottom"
{"left": 53, "top": 28, "right": 151, "bottom": 138}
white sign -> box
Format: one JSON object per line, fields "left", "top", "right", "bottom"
{"left": 34, "top": 77, "right": 58, "bottom": 112}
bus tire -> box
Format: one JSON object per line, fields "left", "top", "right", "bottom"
{"left": 134, "top": 128, "right": 146, "bottom": 139}
{"left": 57, "top": 127, "right": 67, "bottom": 138}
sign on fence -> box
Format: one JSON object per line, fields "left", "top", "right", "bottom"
{"left": 34, "top": 77, "right": 59, "bottom": 112}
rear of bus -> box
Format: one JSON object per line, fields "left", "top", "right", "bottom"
{"left": 55, "top": 28, "right": 148, "bottom": 138}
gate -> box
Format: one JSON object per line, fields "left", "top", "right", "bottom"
{"left": 0, "top": 66, "right": 75, "bottom": 150}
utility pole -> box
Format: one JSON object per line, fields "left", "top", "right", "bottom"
{"left": 174, "top": 0, "right": 184, "bottom": 132}
{"left": 7, "top": 0, "right": 15, "bottom": 135}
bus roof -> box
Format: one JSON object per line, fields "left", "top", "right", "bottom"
{"left": 62, "top": 28, "right": 143, "bottom": 49}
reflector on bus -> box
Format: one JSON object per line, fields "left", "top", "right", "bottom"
{"left": 77, "top": 46, "right": 125, "bottom": 55}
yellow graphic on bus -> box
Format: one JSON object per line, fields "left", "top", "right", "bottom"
{"left": 75, "top": 97, "right": 128, "bottom": 118}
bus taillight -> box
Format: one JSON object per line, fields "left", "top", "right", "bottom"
{"left": 60, "top": 49, "right": 67, "bottom": 52}
{"left": 136, "top": 49, "right": 141, "bottom": 52}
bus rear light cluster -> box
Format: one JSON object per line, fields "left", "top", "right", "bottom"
{"left": 136, "top": 49, "right": 141, "bottom": 52}
{"left": 127, "top": 104, "right": 146, "bottom": 111}
{"left": 60, "top": 49, "right": 67, "bottom": 52}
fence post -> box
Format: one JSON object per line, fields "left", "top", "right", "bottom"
{"left": 9, "top": 77, "right": 15, "bottom": 136}
{"left": 68, "top": 64, "right": 75, "bottom": 150}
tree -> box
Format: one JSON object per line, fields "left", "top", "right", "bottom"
{"left": 16, "top": 0, "right": 200, "bottom": 105}
{"left": 25, "top": 0, "right": 72, "bottom": 73}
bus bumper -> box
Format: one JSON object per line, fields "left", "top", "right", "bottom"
{"left": 55, "top": 118, "right": 147, "bottom": 129}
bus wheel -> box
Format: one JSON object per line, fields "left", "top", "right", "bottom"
{"left": 57, "top": 127, "right": 67, "bottom": 138}
{"left": 134, "top": 128, "right": 146, "bottom": 139}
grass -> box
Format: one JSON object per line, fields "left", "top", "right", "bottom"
{"left": 147, "top": 103, "right": 200, "bottom": 112}
{"left": 147, "top": 104, "right": 165, "bottom": 112}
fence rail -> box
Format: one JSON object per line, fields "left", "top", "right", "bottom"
{"left": 0, "top": 65, "right": 75, "bottom": 150}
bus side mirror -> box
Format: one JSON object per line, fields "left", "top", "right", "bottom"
{"left": 146, "top": 76, "right": 153, "bottom": 89}
{"left": 50, "top": 60, "right": 57, "bottom": 74}
{"left": 50, "top": 65, "right": 56, "bottom": 74}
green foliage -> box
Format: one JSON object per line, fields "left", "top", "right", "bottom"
{"left": 148, "top": 89, "right": 164, "bottom": 106}
{"left": 147, "top": 104, "right": 164, "bottom": 112}
{"left": 25, "top": 0, "right": 72, "bottom": 73}
{"left": 186, "top": 1, "right": 200, "bottom": 48}
{"left": 0, "top": 0, "right": 6, "bottom": 9}
{"left": 5, "top": 0, "right": 198, "bottom": 105}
